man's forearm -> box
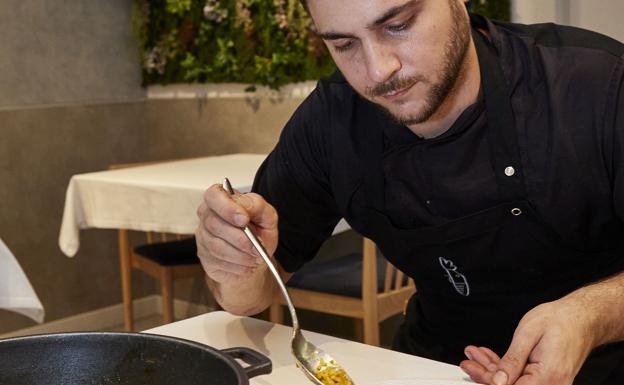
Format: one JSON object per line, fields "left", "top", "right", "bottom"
{"left": 567, "top": 271, "right": 624, "bottom": 349}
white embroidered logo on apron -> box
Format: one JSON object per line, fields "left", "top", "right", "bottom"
{"left": 439, "top": 257, "right": 470, "bottom": 296}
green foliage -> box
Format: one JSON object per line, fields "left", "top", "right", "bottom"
{"left": 133, "top": 0, "right": 335, "bottom": 89}
{"left": 470, "top": 0, "right": 511, "bottom": 22}
{"left": 133, "top": 1, "right": 511, "bottom": 89}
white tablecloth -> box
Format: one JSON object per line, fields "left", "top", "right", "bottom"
{"left": 0, "top": 238, "right": 44, "bottom": 323}
{"left": 146, "top": 311, "right": 474, "bottom": 385}
{"left": 59, "top": 153, "right": 351, "bottom": 257}
{"left": 59, "top": 154, "right": 268, "bottom": 257}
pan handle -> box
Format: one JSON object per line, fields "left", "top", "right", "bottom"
{"left": 221, "top": 347, "right": 272, "bottom": 379}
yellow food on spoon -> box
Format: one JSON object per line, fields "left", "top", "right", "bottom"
{"left": 314, "top": 358, "right": 354, "bottom": 385}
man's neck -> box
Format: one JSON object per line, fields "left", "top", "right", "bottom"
{"left": 407, "top": 37, "right": 481, "bottom": 139}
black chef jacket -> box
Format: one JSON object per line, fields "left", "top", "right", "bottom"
{"left": 253, "top": 14, "right": 624, "bottom": 383}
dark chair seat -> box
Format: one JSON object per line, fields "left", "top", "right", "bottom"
{"left": 133, "top": 237, "right": 199, "bottom": 266}
{"left": 286, "top": 252, "right": 388, "bottom": 298}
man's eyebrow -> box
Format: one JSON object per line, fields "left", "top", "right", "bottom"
{"left": 318, "top": 31, "right": 356, "bottom": 40}
{"left": 368, "top": 0, "right": 418, "bottom": 29}
{"left": 317, "top": 0, "right": 418, "bottom": 41}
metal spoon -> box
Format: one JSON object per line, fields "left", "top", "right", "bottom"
{"left": 222, "top": 178, "right": 355, "bottom": 385}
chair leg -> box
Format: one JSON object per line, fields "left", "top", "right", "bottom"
{"left": 353, "top": 318, "right": 364, "bottom": 342}
{"left": 269, "top": 300, "right": 284, "bottom": 324}
{"left": 161, "top": 268, "right": 174, "bottom": 324}
{"left": 118, "top": 229, "right": 134, "bottom": 331}
{"left": 363, "top": 312, "right": 380, "bottom": 346}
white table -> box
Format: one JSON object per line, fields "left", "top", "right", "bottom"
{"left": 0, "top": 237, "right": 44, "bottom": 323}
{"left": 147, "top": 311, "right": 474, "bottom": 385}
{"left": 59, "top": 153, "right": 350, "bottom": 257}
{"left": 59, "top": 154, "right": 268, "bottom": 257}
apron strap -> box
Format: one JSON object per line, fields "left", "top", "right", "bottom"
{"left": 361, "top": 100, "right": 386, "bottom": 211}
{"left": 473, "top": 30, "right": 528, "bottom": 201}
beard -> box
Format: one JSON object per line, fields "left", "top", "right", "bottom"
{"left": 366, "top": 0, "right": 472, "bottom": 126}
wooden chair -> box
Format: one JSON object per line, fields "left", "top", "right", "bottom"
{"left": 110, "top": 163, "right": 205, "bottom": 331}
{"left": 269, "top": 237, "right": 416, "bottom": 346}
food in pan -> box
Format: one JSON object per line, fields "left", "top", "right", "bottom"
{"left": 314, "top": 358, "right": 354, "bottom": 385}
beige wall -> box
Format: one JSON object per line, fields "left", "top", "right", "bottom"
{"left": 0, "top": 0, "right": 144, "bottom": 107}
{"left": 0, "top": 0, "right": 306, "bottom": 334}
{"left": 0, "top": 102, "right": 149, "bottom": 332}
{"left": 0, "top": 0, "right": 149, "bottom": 333}
{"left": 512, "top": 0, "right": 624, "bottom": 42}
{"left": 144, "top": 97, "right": 303, "bottom": 161}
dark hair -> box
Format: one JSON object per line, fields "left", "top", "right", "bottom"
{"left": 300, "top": 0, "right": 470, "bottom": 14}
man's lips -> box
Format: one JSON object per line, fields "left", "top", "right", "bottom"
{"left": 378, "top": 82, "right": 416, "bottom": 100}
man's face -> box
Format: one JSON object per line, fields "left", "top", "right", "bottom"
{"left": 308, "top": 0, "right": 472, "bottom": 127}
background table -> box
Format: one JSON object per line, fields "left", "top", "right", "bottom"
{"left": 59, "top": 154, "right": 268, "bottom": 257}
{"left": 59, "top": 153, "right": 349, "bottom": 257}
{"left": 147, "top": 311, "right": 474, "bottom": 385}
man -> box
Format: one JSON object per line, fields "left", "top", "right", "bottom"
{"left": 195, "top": 0, "right": 624, "bottom": 384}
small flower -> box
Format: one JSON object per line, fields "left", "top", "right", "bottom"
{"left": 145, "top": 46, "right": 167, "bottom": 75}
{"left": 275, "top": 12, "right": 289, "bottom": 29}
{"left": 204, "top": 0, "right": 228, "bottom": 22}
{"left": 235, "top": 0, "right": 253, "bottom": 32}
{"left": 273, "top": 0, "right": 289, "bottom": 29}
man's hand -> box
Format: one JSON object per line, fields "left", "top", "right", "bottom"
{"left": 196, "top": 184, "right": 278, "bottom": 284}
{"left": 195, "top": 183, "right": 280, "bottom": 315}
{"left": 460, "top": 297, "right": 595, "bottom": 385}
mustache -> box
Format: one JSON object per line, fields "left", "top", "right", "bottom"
{"left": 366, "top": 75, "right": 426, "bottom": 97}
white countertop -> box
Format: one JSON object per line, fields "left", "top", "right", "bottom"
{"left": 146, "top": 311, "right": 473, "bottom": 385}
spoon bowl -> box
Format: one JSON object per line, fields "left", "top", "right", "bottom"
{"left": 222, "top": 178, "right": 355, "bottom": 385}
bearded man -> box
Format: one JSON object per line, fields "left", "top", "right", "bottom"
{"left": 195, "top": 1, "right": 624, "bottom": 384}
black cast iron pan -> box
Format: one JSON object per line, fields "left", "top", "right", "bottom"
{"left": 0, "top": 332, "right": 272, "bottom": 385}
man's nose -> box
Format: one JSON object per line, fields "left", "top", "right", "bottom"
{"left": 364, "top": 42, "right": 401, "bottom": 83}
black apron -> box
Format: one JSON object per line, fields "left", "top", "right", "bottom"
{"left": 352, "top": 30, "right": 624, "bottom": 384}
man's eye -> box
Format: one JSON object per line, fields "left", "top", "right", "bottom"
{"left": 387, "top": 22, "right": 408, "bottom": 33}
{"left": 334, "top": 41, "right": 354, "bottom": 52}
{"left": 386, "top": 15, "right": 415, "bottom": 33}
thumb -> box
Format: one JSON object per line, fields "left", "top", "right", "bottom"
{"left": 493, "top": 329, "right": 540, "bottom": 385}
{"left": 232, "top": 192, "right": 278, "bottom": 230}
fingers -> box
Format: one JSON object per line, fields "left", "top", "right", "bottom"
{"left": 465, "top": 345, "right": 500, "bottom": 372}
{"left": 196, "top": 236, "right": 263, "bottom": 283}
{"left": 196, "top": 184, "right": 279, "bottom": 284}
{"left": 494, "top": 325, "right": 541, "bottom": 385}
{"left": 460, "top": 359, "right": 493, "bottom": 385}
{"left": 201, "top": 214, "right": 260, "bottom": 265}
{"left": 202, "top": 184, "right": 250, "bottom": 227}
{"left": 233, "top": 192, "right": 278, "bottom": 230}
{"left": 201, "top": 185, "right": 278, "bottom": 229}
{"left": 461, "top": 345, "right": 501, "bottom": 384}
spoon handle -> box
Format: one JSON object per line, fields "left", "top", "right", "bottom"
{"left": 222, "top": 178, "right": 300, "bottom": 330}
